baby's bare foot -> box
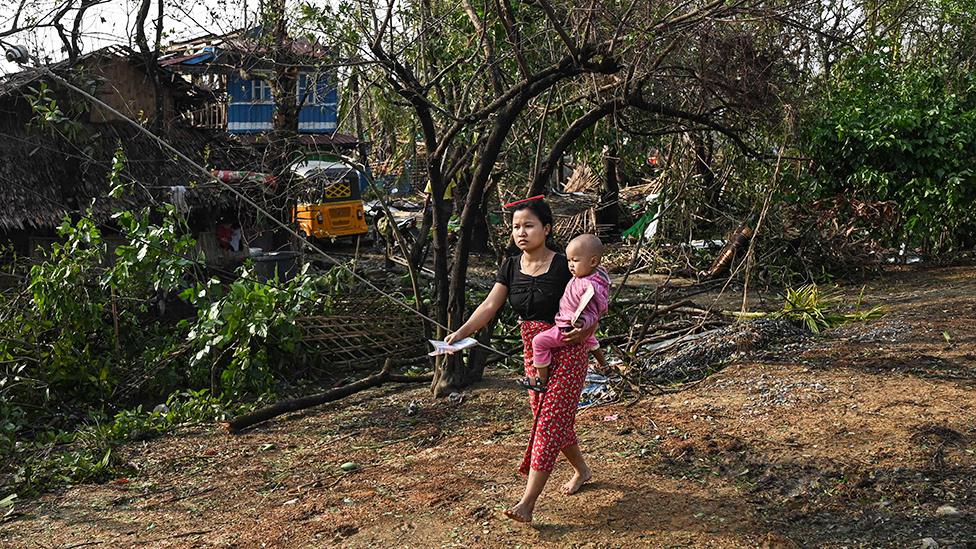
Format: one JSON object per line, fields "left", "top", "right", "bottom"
{"left": 561, "top": 467, "right": 592, "bottom": 495}
{"left": 504, "top": 501, "right": 534, "bottom": 523}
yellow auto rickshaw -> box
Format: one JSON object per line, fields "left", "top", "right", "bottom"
{"left": 291, "top": 160, "right": 368, "bottom": 239}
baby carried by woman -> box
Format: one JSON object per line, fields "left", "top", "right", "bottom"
{"left": 522, "top": 233, "right": 610, "bottom": 392}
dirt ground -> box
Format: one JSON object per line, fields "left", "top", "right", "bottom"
{"left": 3, "top": 265, "right": 976, "bottom": 548}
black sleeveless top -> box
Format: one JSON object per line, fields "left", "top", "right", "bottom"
{"left": 494, "top": 253, "right": 572, "bottom": 323}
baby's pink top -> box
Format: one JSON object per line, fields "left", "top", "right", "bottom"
{"left": 554, "top": 266, "right": 611, "bottom": 330}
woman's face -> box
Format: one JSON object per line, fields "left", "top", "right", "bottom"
{"left": 512, "top": 208, "right": 550, "bottom": 252}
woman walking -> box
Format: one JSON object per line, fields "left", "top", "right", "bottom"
{"left": 445, "top": 197, "right": 594, "bottom": 523}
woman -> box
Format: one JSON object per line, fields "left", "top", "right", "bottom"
{"left": 445, "top": 197, "right": 594, "bottom": 523}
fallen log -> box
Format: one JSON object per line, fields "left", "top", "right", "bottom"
{"left": 226, "top": 360, "right": 433, "bottom": 434}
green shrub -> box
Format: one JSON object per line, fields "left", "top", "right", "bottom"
{"left": 181, "top": 264, "right": 345, "bottom": 399}
{"left": 0, "top": 208, "right": 198, "bottom": 448}
{"left": 803, "top": 51, "right": 976, "bottom": 252}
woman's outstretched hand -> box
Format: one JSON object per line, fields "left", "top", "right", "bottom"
{"left": 444, "top": 331, "right": 461, "bottom": 345}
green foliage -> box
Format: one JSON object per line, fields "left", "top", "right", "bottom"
{"left": 25, "top": 82, "right": 84, "bottom": 140}
{"left": 107, "top": 389, "right": 245, "bottom": 440}
{"left": 20, "top": 217, "right": 114, "bottom": 402}
{"left": 738, "top": 283, "right": 884, "bottom": 332}
{"left": 1, "top": 201, "right": 352, "bottom": 473}
{"left": 803, "top": 51, "right": 976, "bottom": 251}
{"left": 30, "top": 210, "right": 191, "bottom": 396}
{"left": 781, "top": 284, "right": 883, "bottom": 333}
{"left": 107, "top": 207, "right": 200, "bottom": 293}
{"left": 7, "top": 389, "right": 246, "bottom": 497}
{"left": 106, "top": 144, "right": 129, "bottom": 198}
{"left": 0, "top": 207, "right": 198, "bottom": 456}
{"left": 0, "top": 363, "right": 33, "bottom": 457}
{"left": 182, "top": 264, "right": 346, "bottom": 399}
{"left": 13, "top": 443, "right": 117, "bottom": 495}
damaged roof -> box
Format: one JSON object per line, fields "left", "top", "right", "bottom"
{"left": 0, "top": 121, "right": 260, "bottom": 231}
{"left": 0, "top": 44, "right": 213, "bottom": 107}
{"left": 0, "top": 46, "right": 266, "bottom": 231}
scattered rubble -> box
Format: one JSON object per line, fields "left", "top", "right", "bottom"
{"left": 837, "top": 320, "right": 913, "bottom": 343}
{"left": 636, "top": 319, "right": 805, "bottom": 384}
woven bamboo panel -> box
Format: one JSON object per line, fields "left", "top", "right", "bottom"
{"left": 295, "top": 291, "right": 428, "bottom": 367}
{"left": 296, "top": 311, "right": 426, "bottom": 367}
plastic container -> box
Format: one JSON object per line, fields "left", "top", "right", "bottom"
{"left": 252, "top": 251, "right": 300, "bottom": 282}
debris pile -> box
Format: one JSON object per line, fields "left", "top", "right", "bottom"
{"left": 765, "top": 196, "right": 901, "bottom": 275}
{"left": 601, "top": 241, "right": 659, "bottom": 273}
{"left": 633, "top": 318, "right": 805, "bottom": 384}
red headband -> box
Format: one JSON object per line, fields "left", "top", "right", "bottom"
{"left": 503, "top": 194, "right": 545, "bottom": 209}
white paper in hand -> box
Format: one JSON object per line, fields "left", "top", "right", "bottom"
{"left": 428, "top": 337, "right": 478, "bottom": 356}
{"left": 571, "top": 282, "right": 595, "bottom": 326}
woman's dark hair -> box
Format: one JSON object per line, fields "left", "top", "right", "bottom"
{"left": 508, "top": 199, "right": 554, "bottom": 228}
{"left": 507, "top": 198, "right": 562, "bottom": 252}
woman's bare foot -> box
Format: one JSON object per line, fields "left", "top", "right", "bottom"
{"left": 503, "top": 500, "right": 534, "bottom": 523}
{"left": 561, "top": 467, "right": 592, "bottom": 495}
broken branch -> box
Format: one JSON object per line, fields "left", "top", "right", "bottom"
{"left": 226, "top": 360, "right": 432, "bottom": 433}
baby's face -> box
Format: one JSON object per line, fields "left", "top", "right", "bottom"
{"left": 566, "top": 242, "right": 599, "bottom": 278}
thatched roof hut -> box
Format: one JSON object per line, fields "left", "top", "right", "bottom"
{"left": 0, "top": 122, "right": 259, "bottom": 231}
{"left": 0, "top": 47, "right": 261, "bottom": 233}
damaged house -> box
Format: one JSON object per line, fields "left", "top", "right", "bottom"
{"left": 160, "top": 27, "right": 360, "bottom": 155}
{"left": 0, "top": 45, "right": 265, "bottom": 265}
{"left": 161, "top": 28, "right": 373, "bottom": 248}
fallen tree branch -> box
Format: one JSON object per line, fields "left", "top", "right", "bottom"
{"left": 226, "top": 360, "right": 432, "bottom": 433}
{"left": 388, "top": 255, "right": 435, "bottom": 278}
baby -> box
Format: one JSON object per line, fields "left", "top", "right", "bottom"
{"left": 526, "top": 233, "right": 610, "bottom": 391}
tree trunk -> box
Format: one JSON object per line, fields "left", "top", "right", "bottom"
{"left": 436, "top": 107, "right": 521, "bottom": 397}
{"left": 350, "top": 66, "right": 371, "bottom": 179}
{"left": 133, "top": 0, "right": 163, "bottom": 130}
{"left": 260, "top": 0, "right": 301, "bottom": 246}
{"left": 435, "top": 48, "right": 621, "bottom": 396}
{"left": 470, "top": 209, "right": 492, "bottom": 253}
{"left": 597, "top": 146, "right": 621, "bottom": 239}
{"left": 694, "top": 132, "right": 720, "bottom": 232}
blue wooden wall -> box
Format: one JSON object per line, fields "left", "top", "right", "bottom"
{"left": 227, "top": 73, "right": 338, "bottom": 134}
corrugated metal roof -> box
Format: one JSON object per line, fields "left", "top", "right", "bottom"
{"left": 159, "top": 51, "right": 215, "bottom": 66}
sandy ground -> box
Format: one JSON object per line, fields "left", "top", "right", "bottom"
{"left": 3, "top": 265, "right": 975, "bottom": 548}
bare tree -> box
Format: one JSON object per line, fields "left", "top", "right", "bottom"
{"left": 134, "top": 0, "right": 164, "bottom": 128}
{"left": 345, "top": 0, "right": 822, "bottom": 395}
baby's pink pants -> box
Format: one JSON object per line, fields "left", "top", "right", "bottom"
{"left": 531, "top": 325, "right": 599, "bottom": 368}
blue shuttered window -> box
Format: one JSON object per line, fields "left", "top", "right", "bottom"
{"left": 227, "top": 72, "right": 337, "bottom": 134}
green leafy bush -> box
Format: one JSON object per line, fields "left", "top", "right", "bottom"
{"left": 0, "top": 200, "right": 360, "bottom": 468}
{"left": 804, "top": 51, "right": 976, "bottom": 252}
{"left": 0, "top": 207, "right": 199, "bottom": 453}
{"left": 181, "top": 264, "right": 341, "bottom": 399}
